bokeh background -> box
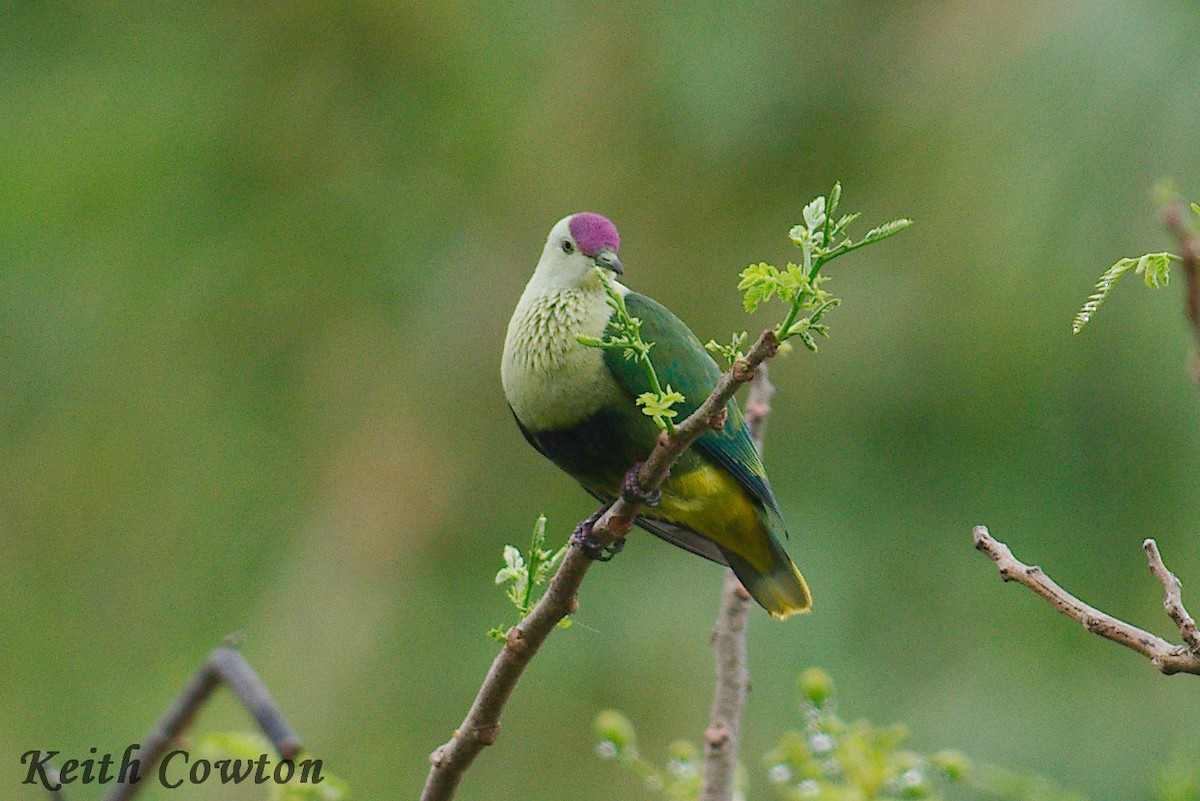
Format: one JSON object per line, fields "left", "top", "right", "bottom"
{"left": 3, "top": 2, "right": 1200, "bottom": 799}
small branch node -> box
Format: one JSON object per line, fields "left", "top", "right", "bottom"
{"left": 474, "top": 724, "right": 501, "bottom": 746}
{"left": 731, "top": 360, "right": 756, "bottom": 382}
{"left": 708, "top": 408, "right": 728, "bottom": 430}
{"left": 704, "top": 723, "right": 730, "bottom": 748}
{"left": 760, "top": 329, "right": 780, "bottom": 358}
{"left": 503, "top": 627, "right": 530, "bottom": 656}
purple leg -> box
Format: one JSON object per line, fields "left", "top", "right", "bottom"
{"left": 571, "top": 504, "right": 626, "bottom": 562}
{"left": 621, "top": 462, "right": 661, "bottom": 507}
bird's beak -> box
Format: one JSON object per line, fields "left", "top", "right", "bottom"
{"left": 594, "top": 249, "right": 623, "bottom": 275}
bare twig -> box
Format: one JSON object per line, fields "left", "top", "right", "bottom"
{"left": 973, "top": 525, "right": 1200, "bottom": 676}
{"left": 421, "top": 329, "right": 782, "bottom": 801}
{"left": 1144, "top": 538, "right": 1200, "bottom": 654}
{"left": 699, "top": 365, "right": 774, "bottom": 801}
{"left": 46, "top": 636, "right": 302, "bottom": 801}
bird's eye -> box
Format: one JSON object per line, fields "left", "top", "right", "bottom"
{"left": 561, "top": 240, "right": 574, "bottom": 253}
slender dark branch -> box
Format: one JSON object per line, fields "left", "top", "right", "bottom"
{"left": 700, "top": 572, "right": 751, "bottom": 801}
{"left": 743, "top": 363, "right": 776, "bottom": 452}
{"left": 973, "top": 526, "right": 1200, "bottom": 676}
{"left": 1163, "top": 201, "right": 1200, "bottom": 378}
{"left": 42, "top": 765, "right": 70, "bottom": 801}
{"left": 47, "top": 637, "right": 303, "bottom": 801}
{"left": 699, "top": 366, "right": 773, "bottom": 801}
{"left": 420, "top": 329, "right": 782, "bottom": 801}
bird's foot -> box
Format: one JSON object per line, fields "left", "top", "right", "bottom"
{"left": 621, "top": 463, "right": 661, "bottom": 507}
{"left": 571, "top": 506, "right": 625, "bottom": 562}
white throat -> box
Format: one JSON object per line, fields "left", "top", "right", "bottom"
{"left": 501, "top": 260, "right": 629, "bottom": 431}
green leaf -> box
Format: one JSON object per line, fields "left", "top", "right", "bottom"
{"left": 1073, "top": 257, "right": 1139, "bottom": 333}
{"left": 490, "top": 514, "right": 571, "bottom": 638}
{"left": 803, "top": 195, "right": 826, "bottom": 232}
{"left": 705, "top": 331, "right": 748, "bottom": 369}
{"left": 738, "top": 262, "right": 782, "bottom": 312}
{"left": 636, "top": 385, "right": 687, "bottom": 430}
{"left": 861, "top": 218, "right": 913, "bottom": 244}
{"left": 583, "top": 267, "right": 681, "bottom": 433}
{"left": 1138, "top": 252, "right": 1172, "bottom": 289}
{"left": 757, "top": 185, "right": 909, "bottom": 346}
{"left": 830, "top": 211, "right": 861, "bottom": 241}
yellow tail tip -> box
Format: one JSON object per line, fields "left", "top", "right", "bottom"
{"left": 764, "top": 564, "right": 812, "bottom": 620}
{"left": 768, "top": 602, "right": 812, "bottom": 621}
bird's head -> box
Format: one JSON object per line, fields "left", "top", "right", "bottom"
{"left": 533, "top": 213, "right": 623, "bottom": 290}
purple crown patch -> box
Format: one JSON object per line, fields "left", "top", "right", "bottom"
{"left": 568, "top": 213, "right": 620, "bottom": 257}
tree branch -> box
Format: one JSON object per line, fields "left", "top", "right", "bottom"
{"left": 699, "top": 365, "right": 773, "bottom": 801}
{"left": 1162, "top": 200, "right": 1200, "bottom": 379}
{"left": 420, "top": 329, "right": 782, "bottom": 801}
{"left": 45, "top": 636, "right": 302, "bottom": 801}
{"left": 1144, "top": 538, "right": 1200, "bottom": 654}
{"left": 973, "top": 525, "right": 1200, "bottom": 676}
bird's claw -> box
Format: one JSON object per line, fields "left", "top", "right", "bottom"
{"left": 621, "top": 463, "right": 661, "bottom": 507}
{"left": 571, "top": 507, "right": 625, "bottom": 562}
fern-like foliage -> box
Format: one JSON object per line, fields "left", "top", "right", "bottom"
{"left": 728, "top": 183, "right": 912, "bottom": 353}
{"left": 1071, "top": 252, "right": 1180, "bottom": 334}
{"left": 577, "top": 268, "right": 685, "bottom": 433}
{"left": 1072, "top": 200, "right": 1198, "bottom": 334}
{"left": 488, "top": 514, "right": 568, "bottom": 642}
{"left": 704, "top": 331, "right": 749, "bottom": 370}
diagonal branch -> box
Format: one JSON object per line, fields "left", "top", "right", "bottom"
{"left": 973, "top": 525, "right": 1200, "bottom": 676}
{"left": 699, "top": 365, "right": 774, "bottom": 801}
{"left": 44, "top": 636, "right": 302, "bottom": 801}
{"left": 420, "top": 329, "right": 782, "bottom": 801}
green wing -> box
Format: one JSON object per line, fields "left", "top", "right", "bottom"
{"left": 603, "top": 291, "right": 783, "bottom": 519}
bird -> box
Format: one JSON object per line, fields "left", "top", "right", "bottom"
{"left": 501, "top": 213, "right": 811, "bottom": 619}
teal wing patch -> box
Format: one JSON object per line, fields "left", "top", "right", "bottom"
{"left": 604, "top": 291, "right": 783, "bottom": 519}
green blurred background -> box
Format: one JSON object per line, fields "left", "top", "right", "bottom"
{"left": 3, "top": 2, "right": 1200, "bottom": 799}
